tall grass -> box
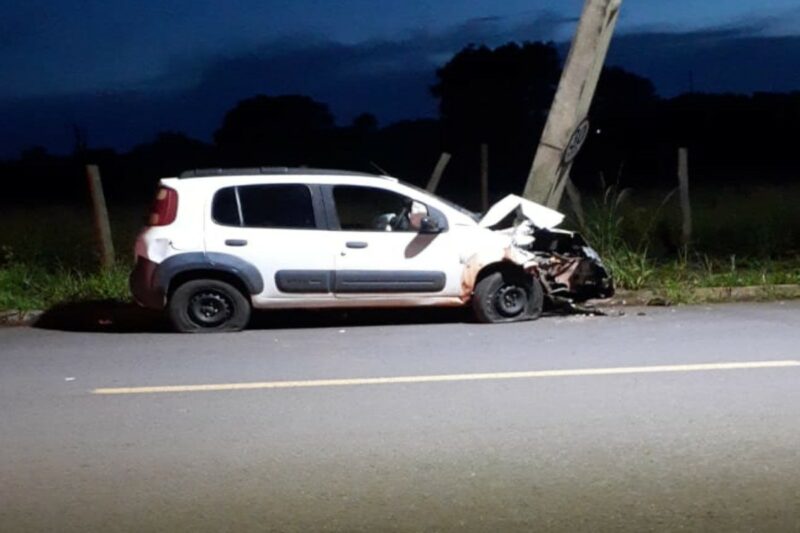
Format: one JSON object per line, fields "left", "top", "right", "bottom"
{"left": 577, "top": 178, "right": 674, "bottom": 290}
{"left": 573, "top": 181, "right": 800, "bottom": 291}
{"left": 0, "top": 262, "right": 129, "bottom": 310}
{"left": 0, "top": 205, "right": 142, "bottom": 310}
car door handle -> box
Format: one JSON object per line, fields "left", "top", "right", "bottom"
{"left": 225, "top": 239, "right": 248, "bottom": 247}
{"left": 346, "top": 241, "right": 368, "bottom": 249}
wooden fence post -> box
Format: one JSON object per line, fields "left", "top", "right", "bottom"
{"left": 678, "top": 147, "right": 692, "bottom": 248}
{"left": 565, "top": 178, "right": 587, "bottom": 230}
{"left": 426, "top": 152, "right": 451, "bottom": 193}
{"left": 85, "top": 164, "right": 115, "bottom": 270}
{"left": 480, "top": 144, "right": 489, "bottom": 212}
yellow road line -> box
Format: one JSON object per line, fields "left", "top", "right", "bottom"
{"left": 92, "top": 360, "right": 800, "bottom": 395}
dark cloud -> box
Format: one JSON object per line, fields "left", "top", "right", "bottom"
{"left": 0, "top": 40, "right": 440, "bottom": 157}
{"left": 0, "top": 11, "right": 577, "bottom": 156}
{"left": 465, "top": 15, "right": 503, "bottom": 24}
{"left": 0, "top": 3, "right": 47, "bottom": 49}
{"left": 714, "top": 6, "right": 800, "bottom": 37}
{"left": 607, "top": 30, "right": 800, "bottom": 96}
{"left": 2, "top": 14, "right": 800, "bottom": 157}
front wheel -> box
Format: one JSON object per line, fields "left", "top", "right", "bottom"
{"left": 168, "top": 279, "right": 251, "bottom": 333}
{"left": 472, "top": 271, "right": 543, "bottom": 324}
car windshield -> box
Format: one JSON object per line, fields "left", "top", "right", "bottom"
{"left": 398, "top": 180, "right": 481, "bottom": 222}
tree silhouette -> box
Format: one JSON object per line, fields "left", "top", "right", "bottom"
{"left": 351, "top": 113, "right": 379, "bottom": 133}
{"left": 432, "top": 42, "right": 560, "bottom": 145}
{"left": 431, "top": 42, "right": 561, "bottom": 194}
{"left": 214, "top": 94, "right": 335, "bottom": 166}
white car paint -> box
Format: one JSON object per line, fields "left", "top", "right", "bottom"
{"left": 478, "top": 194, "right": 565, "bottom": 229}
{"left": 133, "top": 171, "right": 564, "bottom": 310}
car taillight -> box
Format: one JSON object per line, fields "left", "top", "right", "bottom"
{"left": 148, "top": 186, "right": 179, "bottom": 226}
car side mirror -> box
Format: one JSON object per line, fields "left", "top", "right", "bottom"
{"left": 419, "top": 216, "right": 443, "bottom": 234}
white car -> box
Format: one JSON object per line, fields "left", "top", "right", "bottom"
{"left": 130, "top": 168, "right": 613, "bottom": 332}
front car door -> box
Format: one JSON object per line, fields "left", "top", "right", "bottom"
{"left": 326, "top": 183, "right": 465, "bottom": 305}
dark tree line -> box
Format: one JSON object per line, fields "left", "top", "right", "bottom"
{"left": 2, "top": 41, "right": 799, "bottom": 208}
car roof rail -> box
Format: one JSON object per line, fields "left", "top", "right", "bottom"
{"left": 178, "top": 167, "right": 381, "bottom": 179}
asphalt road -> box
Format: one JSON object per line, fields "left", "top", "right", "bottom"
{"left": 1, "top": 302, "right": 799, "bottom": 532}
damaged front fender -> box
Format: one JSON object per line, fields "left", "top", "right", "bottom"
{"left": 475, "top": 195, "right": 615, "bottom": 303}
{"left": 460, "top": 244, "right": 535, "bottom": 303}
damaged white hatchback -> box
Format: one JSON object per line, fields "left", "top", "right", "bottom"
{"left": 130, "top": 168, "right": 613, "bottom": 332}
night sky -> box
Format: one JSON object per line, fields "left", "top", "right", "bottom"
{"left": 2, "top": 0, "right": 800, "bottom": 156}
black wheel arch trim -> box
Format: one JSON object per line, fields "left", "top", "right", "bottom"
{"left": 155, "top": 252, "right": 264, "bottom": 295}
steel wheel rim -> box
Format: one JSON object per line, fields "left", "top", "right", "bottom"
{"left": 494, "top": 285, "right": 527, "bottom": 317}
{"left": 188, "top": 291, "right": 233, "bottom": 327}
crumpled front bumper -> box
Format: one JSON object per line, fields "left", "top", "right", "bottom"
{"left": 538, "top": 247, "right": 615, "bottom": 302}
{"left": 518, "top": 229, "right": 615, "bottom": 302}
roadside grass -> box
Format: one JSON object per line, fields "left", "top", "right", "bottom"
{"left": 0, "top": 262, "right": 130, "bottom": 311}
{"left": 569, "top": 183, "right": 800, "bottom": 300}
{"left": 0, "top": 205, "right": 141, "bottom": 311}
{"left": 0, "top": 186, "right": 798, "bottom": 311}
{"left": 638, "top": 257, "right": 800, "bottom": 304}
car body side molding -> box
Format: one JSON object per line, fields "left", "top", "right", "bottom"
{"left": 334, "top": 270, "right": 446, "bottom": 293}
{"left": 275, "top": 270, "right": 334, "bottom": 293}
{"left": 274, "top": 270, "right": 447, "bottom": 294}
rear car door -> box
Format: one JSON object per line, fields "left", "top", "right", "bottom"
{"left": 204, "top": 182, "right": 337, "bottom": 304}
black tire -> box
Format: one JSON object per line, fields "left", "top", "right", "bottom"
{"left": 472, "top": 271, "right": 543, "bottom": 324}
{"left": 168, "top": 279, "right": 251, "bottom": 333}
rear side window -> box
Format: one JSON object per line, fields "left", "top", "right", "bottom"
{"left": 212, "top": 184, "right": 316, "bottom": 229}
{"left": 212, "top": 187, "right": 240, "bottom": 226}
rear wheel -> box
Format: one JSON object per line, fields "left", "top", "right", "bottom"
{"left": 472, "top": 271, "right": 543, "bottom": 323}
{"left": 168, "top": 279, "right": 251, "bottom": 333}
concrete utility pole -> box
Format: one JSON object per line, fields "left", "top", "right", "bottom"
{"left": 523, "top": 0, "right": 622, "bottom": 209}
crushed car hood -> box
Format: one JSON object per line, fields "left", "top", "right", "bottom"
{"left": 478, "top": 194, "right": 565, "bottom": 229}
